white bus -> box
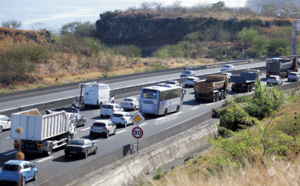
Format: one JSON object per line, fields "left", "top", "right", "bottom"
{"left": 139, "top": 83, "right": 185, "bottom": 116}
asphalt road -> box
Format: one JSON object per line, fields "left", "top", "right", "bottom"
{"left": 0, "top": 61, "right": 279, "bottom": 185}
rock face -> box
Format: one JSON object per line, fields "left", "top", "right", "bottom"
{"left": 96, "top": 12, "right": 292, "bottom": 55}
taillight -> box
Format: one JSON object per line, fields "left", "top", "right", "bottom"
{"left": 37, "top": 144, "right": 44, "bottom": 149}
{"left": 90, "top": 126, "right": 93, "bottom": 129}
{"left": 121, "top": 118, "right": 125, "bottom": 120}
{"left": 100, "top": 108, "right": 102, "bottom": 110}
{"left": 112, "top": 109, "right": 114, "bottom": 111}
{"left": 110, "top": 116, "right": 112, "bottom": 119}
{"left": 121, "top": 102, "right": 123, "bottom": 105}
{"left": 104, "top": 127, "right": 108, "bottom": 130}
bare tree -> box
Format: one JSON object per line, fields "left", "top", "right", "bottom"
{"left": 140, "top": 1, "right": 153, "bottom": 11}
{"left": 2, "top": 20, "right": 22, "bottom": 29}
{"left": 153, "top": 1, "right": 164, "bottom": 12}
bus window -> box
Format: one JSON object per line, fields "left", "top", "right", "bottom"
{"left": 142, "top": 89, "right": 157, "bottom": 99}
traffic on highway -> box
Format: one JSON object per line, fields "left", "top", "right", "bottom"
{"left": 0, "top": 59, "right": 299, "bottom": 185}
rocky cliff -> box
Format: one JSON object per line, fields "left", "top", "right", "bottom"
{"left": 95, "top": 12, "right": 292, "bottom": 55}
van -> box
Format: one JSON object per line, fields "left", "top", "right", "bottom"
{"left": 80, "top": 82, "right": 114, "bottom": 108}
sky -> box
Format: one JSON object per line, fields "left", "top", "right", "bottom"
{"left": 0, "top": 0, "right": 247, "bottom": 31}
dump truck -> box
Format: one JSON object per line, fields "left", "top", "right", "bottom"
{"left": 266, "top": 58, "right": 294, "bottom": 78}
{"left": 10, "top": 109, "right": 76, "bottom": 156}
{"left": 231, "top": 69, "right": 261, "bottom": 93}
{"left": 194, "top": 74, "right": 229, "bottom": 102}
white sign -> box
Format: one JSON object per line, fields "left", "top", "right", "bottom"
{"left": 131, "top": 112, "right": 145, "bottom": 126}
{"left": 132, "top": 127, "right": 143, "bottom": 139}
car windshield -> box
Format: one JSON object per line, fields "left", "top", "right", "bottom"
{"left": 93, "top": 123, "right": 106, "bottom": 127}
{"left": 123, "top": 98, "right": 133, "bottom": 101}
{"left": 183, "top": 71, "right": 191, "bottom": 74}
{"left": 223, "top": 65, "right": 230, "bottom": 68}
{"left": 69, "top": 140, "right": 84, "bottom": 145}
{"left": 187, "top": 78, "right": 195, "bottom": 81}
{"left": 167, "top": 82, "right": 175, "bottom": 84}
{"left": 269, "top": 77, "right": 276, "bottom": 79}
{"left": 289, "top": 73, "right": 297, "bottom": 75}
{"left": 3, "top": 164, "right": 20, "bottom": 171}
{"left": 113, "top": 114, "right": 123, "bottom": 117}
{"left": 102, "top": 105, "right": 113, "bottom": 109}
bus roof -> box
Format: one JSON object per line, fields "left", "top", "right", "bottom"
{"left": 142, "top": 84, "right": 181, "bottom": 91}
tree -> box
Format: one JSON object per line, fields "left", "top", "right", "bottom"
{"left": 140, "top": 1, "right": 152, "bottom": 11}
{"left": 61, "top": 21, "right": 96, "bottom": 38}
{"left": 153, "top": 1, "right": 164, "bottom": 12}
{"left": 2, "top": 20, "right": 22, "bottom": 29}
{"left": 238, "top": 27, "right": 259, "bottom": 44}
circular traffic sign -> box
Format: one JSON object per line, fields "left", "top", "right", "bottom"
{"left": 132, "top": 127, "right": 143, "bottom": 139}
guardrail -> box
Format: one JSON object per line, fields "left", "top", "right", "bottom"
{"left": 184, "top": 59, "right": 253, "bottom": 70}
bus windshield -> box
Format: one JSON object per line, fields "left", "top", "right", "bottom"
{"left": 142, "top": 89, "right": 157, "bottom": 99}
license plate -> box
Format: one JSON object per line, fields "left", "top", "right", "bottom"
{"left": 70, "top": 151, "right": 76, "bottom": 154}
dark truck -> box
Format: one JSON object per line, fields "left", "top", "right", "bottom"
{"left": 194, "top": 74, "right": 229, "bottom": 102}
{"left": 266, "top": 57, "right": 296, "bottom": 78}
{"left": 231, "top": 69, "right": 261, "bottom": 93}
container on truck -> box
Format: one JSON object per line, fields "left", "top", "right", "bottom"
{"left": 266, "top": 58, "right": 294, "bottom": 78}
{"left": 194, "top": 74, "right": 229, "bottom": 102}
{"left": 231, "top": 69, "right": 261, "bottom": 93}
{"left": 78, "top": 82, "right": 114, "bottom": 108}
{"left": 11, "top": 109, "right": 76, "bottom": 156}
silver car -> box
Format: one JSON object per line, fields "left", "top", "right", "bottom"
{"left": 0, "top": 115, "right": 11, "bottom": 133}
{"left": 288, "top": 72, "right": 300, "bottom": 81}
{"left": 121, "top": 97, "right": 139, "bottom": 111}
{"left": 100, "top": 103, "right": 123, "bottom": 118}
{"left": 90, "top": 120, "right": 116, "bottom": 138}
{"left": 184, "top": 76, "right": 200, "bottom": 87}
{"left": 166, "top": 80, "right": 181, "bottom": 86}
{"left": 220, "top": 64, "right": 235, "bottom": 72}
{"left": 267, "top": 75, "right": 283, "bottom": 86}
{"left": 110, "top": 112, "right": 133, "bottom": 127}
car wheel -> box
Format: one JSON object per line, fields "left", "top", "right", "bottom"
{"left": 176, "top": 105, "right": 179, "bottom": 112}
{"left": 124, "top": 121, "right": 127, "bottom": 128}
{"left": 164, "top": 109, "right": 168, "bottom": 116}
{"left": 33, "top": 172, "right": 38, "bottom": 181}
{"left": 105, "top": 131, "right": 109, "bottom": 138}
{"left": 133, "top": 106, "right": 136, "bottom": 111}
{"left": 22, "top": 177, "right": 26, "bottom": 186}
{"left": 0, "top": 126, "right": 2, "bottom": 133}
{"left": 83, "top": 151, "right": 88, "bottom": 159}
{"left": 94, "top": 147, "right": 98, "bottom": 155}
{"left": 45, "top": 144, "right": 53, "bottom": 156}
{"left": 99, "top": 102, "right": 102, "bottom": 108}
{"left": 113, "top": 128, "right": 116, "bottom": 135}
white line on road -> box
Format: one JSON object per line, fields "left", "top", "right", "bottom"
{"left": 37, "top": 156, "right": 53, "bottom": 163}
{"left": 117, "top": 130, "right": 126, "bottom": 134}
{"left": 6, "top": 137, "right": 10, "bottom": 139}
{"left": 4, "top": 151, "right": 17, "bottom": 156}
{"left": 80, "top": 127, "right": 90, "bottom": 131}
{"left": 156, "top": 117, "right": 166, "bottom": 120}
{"left": 206, "top": 103, "right": 214, "bottom": 105}
{"left": 191, "top": 107, "right": 199, "bottom": 110}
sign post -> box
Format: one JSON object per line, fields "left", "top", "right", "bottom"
{"left": 131, "top": 112, "right": 145, "bottom": 153}
{"left": 132, "top": 127, "right": 143, "bottom": 153}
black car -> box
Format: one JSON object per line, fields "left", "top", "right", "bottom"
{"left": 64, "top": 139, "right": 97, "bottom": 159}
{"left": 73, "top": 113, "right": 86, "bottom": 127}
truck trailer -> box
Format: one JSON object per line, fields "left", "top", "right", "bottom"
{"left": 231, "top": 69, "right": 261, "bottom": 93}
{"left": 194, "top": 74, "right": 229, "bottom": 102}
{"left": 10, "top": 109, "right": 75, "bottom": 156}
{"left": 266, "top": 58, "right": 293, "bottom": 78}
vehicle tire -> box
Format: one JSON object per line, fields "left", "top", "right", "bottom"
{"left": 213, "top": 93, "right": 217, "bottom": 102}
{"left": 99, "top": 102, "right": 102, "bottom": 108}
{"left": 223, "top": 91, "right": 227, "bottom": 99}
{"left": 33, "top": 172, "right": 38, "bottom": 181}
{"left": 22, "top": 177, "right": 26, "bottom": 186}
{"left": 66, "top": 134, "right": 72, "bottom": 145}
{"left": 113, "top": 128, "right": 116, "bottom": 135}
{"left": 65, "top": 153, "right": 69, "bottom": 159}
{"left": 164, "top": 109, "right": 168, "bottom": 116}
{"left": 100, "top": 114, "right": 103, "bottom": 118}
{"left": 176, "top": 105, "right": 179, "bottom": 112}
{"left": 133, "top": 106, "right": 136, "bottom": 111}
{"left": 94, "top": 147, "right": 98, "bottom": 155}
{"left": 220, "top": 91, "right": 224, "bottom": 100}
{"left": 111, "top": 100, "right": 114, "bottom": 103}
{"left": 83, "top": 151, "right": 88, "bottom": 159}
{"left": 45, "top": 144, "right": 53, "bottom": 156}
{"left": 105, "top": 131, "right": 109, "bottom": 138}
{"left": 0, "top": 126, "right": 2, "bottom": 133}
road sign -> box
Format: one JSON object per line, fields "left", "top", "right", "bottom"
{"left": 132, "top": 127, "right": 143, "bottom": 139}
{"left": 131, "top": 112, "right": 145, "bottom": 126}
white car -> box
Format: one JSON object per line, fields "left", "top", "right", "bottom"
{"left": 90, "top": 120, "right": 116, "bottom": 138}
{"left": 288, "top": 72, "right": 300, "bottom": 81}
{"left": 184, "top": 76, "right": 200, "bottom": 87}
{"left": 166, "top": 80, "right": 181, "bottom": 86}
{"left": 267, "top": 75, "right": 283, "bottom": 86}
{"left": 110, "top": 112, "right": 133, "bottom": 127}
{"left": 0, "top": 115, "right": 11, "bottom": 133}
{"left": 180, "top": 70, "right": 195, "bottom": 78}
{"left": 220, "top": 64, "right": 235, "bottom": 72}
{"left": 222, "top": 72, "right": 233, "bottom": 82}
{"left": 100, "top": 103, "right": 123, "bottom": 118}
{"left": 121, "top": 97, "right": 139, "bottom": 111}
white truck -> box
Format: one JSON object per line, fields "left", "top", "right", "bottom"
{"left": 79, "top": 82, "right": 114, "bottom": 108}
{"left": 10, "top": 109, "right": 76, "bottom": 156}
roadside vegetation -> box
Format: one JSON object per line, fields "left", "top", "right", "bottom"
{"left": 0, "top": 1, "right": 300, "bottom": 94}
{"left": 141, "top": 82, "right": 300, "bottom": 186}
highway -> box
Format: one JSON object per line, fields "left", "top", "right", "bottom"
{"left": 0, "top": 61, "right": 280, "bottom": 185}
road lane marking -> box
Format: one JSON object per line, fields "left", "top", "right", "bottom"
{"left": 190, "top": 107, "right": 199, "bottom": 110}
{"left": 6, "top": 137, "right": 10, "bottom": 139}
{"left": 80, "top": 127, "right": 90, "bottom": 131}
{"left": 4, "top": 151, "right": 17, "bottom": 156}
{"left": 206, "top": 103, "right": 214, "bottom": 105}
{"left": 117, "top": 130, "right": 126, "bottom": 134}
{"left": 156, "top": 117, "right": 166, "bottom": 120}
{"left": 37, "top": 156, "right": 53, "bottom": 163}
